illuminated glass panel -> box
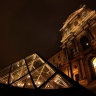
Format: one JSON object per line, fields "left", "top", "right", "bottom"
{"left": 28, "top": 59, "right": 44, "bottom": 72}
{"left": 11, "top": 59, "right": 25, "bottom": 71}
{"left": 31, "top": 64, "right": 55, "bottom": 87}
{"left": 0, "top": 65, "right": 10, "bottom": 77}
{"left": 42, "top": 74, "right": 72, "bottom": 89}
{"left": 10, "top": 65, "right": 28, "bottom": 83}
{"left": 25, "top": 54, "right": 40, "bottom": 63}
{"left": 0, "top": 65, "right": 10, "bottom": 84}
{"left": 42, "top": 83, "right": 54, "bottom": 89}
{"left": 0, "top": 74, "right": 9, "bottom": 84}
{"left": 0, "top": 53, "right": 74, "bottom": 89}
{"left": 12, "top": 74, "right": 34, "bottom": 89}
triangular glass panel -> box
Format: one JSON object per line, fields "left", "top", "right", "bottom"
{"left": 12, "top": 74, "right": 34, "bottom": 89}
{"left": 41, "top": 74, "right": 72, "bottom": 89}
{"left": 0, "top": 65, "right": 10, "bottom": 84}
{"left": 0, "top": 74, "right": 9, "bottom": 84}
{"left": 9, "top": 59, "right": 28, "bottom": 83}
{"left": 31, "top": 63, "right": 55, "bottom": 87}
{"left": 0, "top": 53, "right": 93, "bottom": 91}
{"left": 0, "top": 53, "right": 74, "bottom": 89}
{"left": 0, "top": 53, "right": 95, "bottom": 96}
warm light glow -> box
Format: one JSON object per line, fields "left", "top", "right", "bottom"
{"left": 28, "top": 83, "right": 30, "bottom": 85}
{"left": 54, "top": 80, "right": 57, "bottom": 82}
{"left": 17, "top": 64, "right": 19, "bottom": 67}
{"left": 37, "top": 81, "right": 41, "bottom": 85}
{"left": 86, "top": 43, "right": 89, "bottom": 46}
{"left": 22, "top": 60, "right": 25, "bottom": 65}
{"left": 27, "top": 75, "right": 30, "bottom": 78}
{"left": 17, "top": 83, "right": 20, "bottom": 86}
{"left": 17, "top": 82, "right": 24, "bottom": 87}
{"left": 93, "top": 58, "right": 96, "bottom": 67}
{"left": 21, "top": 83, "right": 24, "bottom": 86}
{"left": 11, "top": 75, "right": 14, "bottom": 79}
{"left": 0, "top": 53, "right": 73, "bottom": 89}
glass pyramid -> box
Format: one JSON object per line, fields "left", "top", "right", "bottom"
{"left": 0, "top": 53, "right": 75, "bottom": 89}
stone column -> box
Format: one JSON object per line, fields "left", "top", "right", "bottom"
{"left": 73, "top": 38, "right": 80, "bottom": 52}
{"left": 87, "top": 22, "right": 95, "bottom": 39}
{"left": 88, "top": 23, "right": 96, "bottom": 39}
{"left": 78, "top": 58, "right": 86, "bottom": 79}
{"left": 89, "top": 27, "right": 96, "bottom": 38}
{"left": 64, "top": 43, "right": 69, "bottom": 60}
{"left": 86, "top": 63, "right": 91, "bottom": 82}
{"left": 68, "top": 61, "right": 73, "bottom": 79}
{"left": 77, "top": 60, "right": 82, "bottom": 80}
{"left": 64, "top": 47, "right": 68, "bottom": 60}
{"left": 87, "top": 28, "right": 94, "bottom": 40}
{"left": 87, "top": 22, "right": 96, "bottom": 51}
{"left": 70, "top": 33, "right": 80, "bottom": 53}
{"left": 67, "top": 66, "right": 71, "bottom": 78}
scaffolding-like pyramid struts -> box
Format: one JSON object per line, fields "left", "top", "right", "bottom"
{"left": 0, "top": 53, "right": 95, "bottom": 96}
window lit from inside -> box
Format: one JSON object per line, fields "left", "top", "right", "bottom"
{"left": 92, "top": 57, "right": 96, "bottom": 74}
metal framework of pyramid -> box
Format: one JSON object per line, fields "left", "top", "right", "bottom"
{"left": 0, "top": 53, "right": 95, "bottom": 96}
{"left": 0, "top": 53, "right": 75, "bottom": 89}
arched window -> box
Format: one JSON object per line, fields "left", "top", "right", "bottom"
{"left": 91, "top": 57, "right": 96, "bottom": 75}
{"left": 80, "top": 36, "right": 90, "bottom": 50}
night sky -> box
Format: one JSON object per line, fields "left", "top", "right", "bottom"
{"left": 0, "top": 0, "right": 96, "bottom": 68}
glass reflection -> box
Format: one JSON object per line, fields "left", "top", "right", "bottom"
{"left": 12, "top": 75, "right": 34, "bottom": 89}
{"left": 0, "top": 53, "right": 74, "bottom": 89}
{"left": 31, "top": 64, "right": 55, "bottom": 87}
{"left": 10, "top": 65, "right": 28, "bottom": 83}
{"left": 42, "top": 83, "right": 54, "bottom": 89}
{"left": 11, "top": 59, "right": 25, "bottom": 71}
{"left": 28, "top": 59, "right": 44, "bottom": 72}
{"left": 0, "top": 65, "right": 10, "bottom": 77}
{"left": 42, "top": 74, "right": 71, "bottom": 89}
{"left": 25, "top": 54, "right": 39, "bottom": 63}
{"left": 0, "top": 74, "right": 9, "bottom": 84}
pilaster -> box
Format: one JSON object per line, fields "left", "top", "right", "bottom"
{"left": 68, "top": 61, "right": 73, "bottom": 79}
{"left": 77, "top": 60, "right": 82, "bottom": 80}
{"left": 78, "top": 58, "right": 86, "bottom": 79}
